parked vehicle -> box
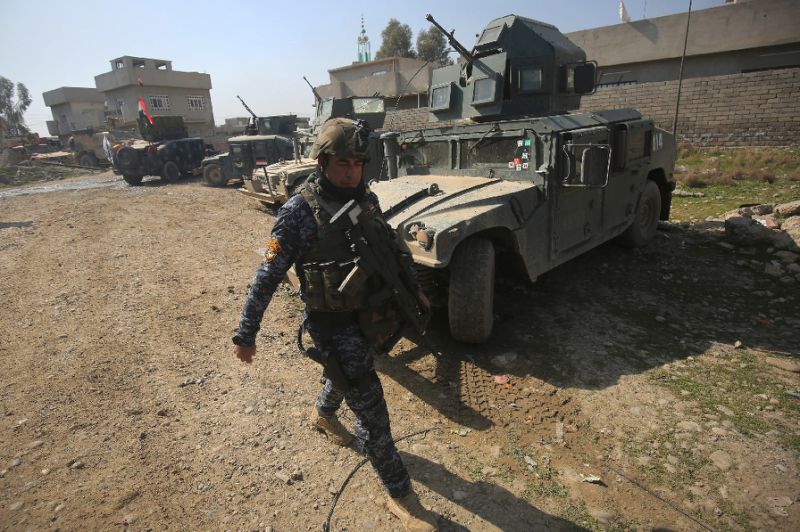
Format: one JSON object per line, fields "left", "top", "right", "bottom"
{"left": 201, "top": 97, "right": 297, "bottom": 187}
{"left": 370, "top": 14, "right": 677, "bottom": 343}
{"left": 239, "top": 93, "right": 386, "bottom": 206}
{"left": 113, "top": 116, "right": 206, "bottom": 186}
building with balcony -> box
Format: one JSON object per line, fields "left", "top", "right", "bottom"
{"left": 42, "top": 87, "right": 106, "bottom": 136}
{"left": 94, "top": 56, "right": 215, "bottom": 137}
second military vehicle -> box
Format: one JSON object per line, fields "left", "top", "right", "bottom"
{"left": 370, "top": 14, "right": 676, "bottom": 343}
{"left": 113, "top": 116, "right": 206, "bottom": 186}
{"left": 239, "top": 81, "right": 387, "bottom": 205}
{"left": 201, "top": 97, "right": 296, "bottom": 187}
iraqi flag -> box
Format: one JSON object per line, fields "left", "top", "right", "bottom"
{"left": 137, "top": 96, "right": 154, "bottom": 125}
{"left": 619, "top": 1, "right": 631, "bottom": 23}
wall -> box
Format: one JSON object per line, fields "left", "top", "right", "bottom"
{"left": 383, "top": 68, "right": 800, "bottom": 147}
{"left": 579, "top": 67, "right": 800, "bottom": 146}
{"left": 104, "top": 85, "right": 216, "bottom": 137}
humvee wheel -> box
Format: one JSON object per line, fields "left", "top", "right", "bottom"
{"left": 79, "top": 153, "right": 98, "bottom": 168}
{"left": 203, "top": 163, "right": 226, "bottom": 187}
{"left": 619, "top": 180, "right": 661, "bottom": 247}
{"left": 122, "top": 174, "right": 143, "bottom": 186}
{"left": 161, "top": 161, "right": 181, "bottom": 183}
{"left": 448, "top": 237, "right": 495, "bottom": 344}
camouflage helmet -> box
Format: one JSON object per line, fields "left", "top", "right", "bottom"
{"left": 309, "top": 117, "right": 371, "bottom": 161}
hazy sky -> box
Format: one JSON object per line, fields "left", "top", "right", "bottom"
{"left": 1, "top": 0, "right": 723, "bottom": 136}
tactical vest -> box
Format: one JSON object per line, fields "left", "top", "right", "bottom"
{"left": 298, "top": 176, "right": 381, "bottom": 312}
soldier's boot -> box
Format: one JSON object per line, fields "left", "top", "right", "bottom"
{"left": 311, "top": 408, "right": 354, "bottom": 446}
{"left": 386, "top": 490, "right": 438, "bottom": 532}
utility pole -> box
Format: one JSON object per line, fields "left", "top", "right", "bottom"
{"left": 672, "top": 0, "right": 694, "bottom": 136}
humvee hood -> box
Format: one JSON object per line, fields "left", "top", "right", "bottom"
{"left": 370, "top": 175, "right": 536, "bottom": 227}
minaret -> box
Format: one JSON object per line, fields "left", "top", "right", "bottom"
{"left": 357, "top": 15, "right": 371, "bottom": 63}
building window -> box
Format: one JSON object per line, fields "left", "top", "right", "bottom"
{"left": 187, "top": 96, "right": 205, "bottom": 111}
{"left": 149, "top": 95, "right": 170, "bottom": 111}
{"left": 133, "top": 59, "right": 146, "bottom": 68}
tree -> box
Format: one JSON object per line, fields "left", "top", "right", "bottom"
{"left": 0, "top": 77, "right": 32, "bottom": 137}
{"left": 375, "top": 19, "right": 415, "bottom": 60}
{"left": 416, "top": 26, "right": 453, "bottom": 66}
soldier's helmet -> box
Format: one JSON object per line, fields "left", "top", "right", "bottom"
{"left": 309, "top": 117, "right": 371, "bottom": 161}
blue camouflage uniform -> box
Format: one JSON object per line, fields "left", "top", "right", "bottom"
{"left": 233, "top": 178, "right": 412, "bottom": 499}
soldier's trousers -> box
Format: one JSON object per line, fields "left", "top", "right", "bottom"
{"left": 304, "top": 313, "right": 411, "bottom": 499}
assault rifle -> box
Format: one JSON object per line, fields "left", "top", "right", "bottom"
{"left": 330, "top": 200, "right": 431, "bottom": 340}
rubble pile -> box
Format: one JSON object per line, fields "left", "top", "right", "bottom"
{"left": 717, "top": 199, "right": 800, "bottom": 284}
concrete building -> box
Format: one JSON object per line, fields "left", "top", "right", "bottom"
{"left": 42, "top": 87, "right": 106, "bottom": 136}
{"left": 315, "top": 57, "right": 436, "bottom": 110}
{"left": 566, "top": 0, "right": 800, "bottom": 86}
{"left": 94, "top": 56, "right": 215, "bottom": 137}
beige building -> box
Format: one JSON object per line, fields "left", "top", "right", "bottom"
{"left": 94, "top": 56, "right": 215, "bottom": 137}
{"left": 42, "top": 87, "right": 106, "bottom": 136}
{"left": 566, "top": 0, "right": 800, "bottom": 86}
{"left": 315, "top": 57, "right": 436, "bottom": 110}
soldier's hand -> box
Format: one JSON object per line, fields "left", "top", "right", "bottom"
{"left": 234, "top": 344, "right": 256, "bottom": 364}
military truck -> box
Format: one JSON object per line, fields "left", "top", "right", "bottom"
{"left": 239, "top": 93, "right": 387, "bottom": 205}
{"left": 66, "top": 129, "right": 110, "bottom": 167}
{"left": 201, "top": 97, "right": 297, "bottom": 187}
{"left": 113, "top": 116, "right": 206, "bottom": 186}
{"left": 370, "top": 14, "right": 676, "bottom": 343}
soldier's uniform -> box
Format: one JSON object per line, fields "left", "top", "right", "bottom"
{"left": 233, "top": 118, "right": 437, "bottom": 531}
{"left": 233, "top": 177, "right": 412, "bottom": 497}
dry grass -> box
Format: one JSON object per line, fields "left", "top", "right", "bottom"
{"left": 676, "top": 146, "right": 799, "bottom": 187}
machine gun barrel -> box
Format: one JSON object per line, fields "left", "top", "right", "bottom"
{"left": 425, "top": 13, "right": 474, "bottom": 63}
{"left": 236, "top": 95, "right": 257, "bottom": 119}
{"left": 302, "top": 76, "right": 322, "bottom": 104}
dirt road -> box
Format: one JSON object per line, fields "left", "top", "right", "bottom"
{"left": 1, "top": 172, "right": 797, "bottom": 531}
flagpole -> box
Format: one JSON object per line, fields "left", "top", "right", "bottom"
{"left": 672, "top": 0, "right": 693, "bottom": 136}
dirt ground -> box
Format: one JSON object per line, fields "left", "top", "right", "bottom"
{"left": 0, "top": 171, "right": 798, "bottom": 531}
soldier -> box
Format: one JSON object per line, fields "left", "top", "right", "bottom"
{"left": 232, "top": 118, "right": 437, "bottom": 532}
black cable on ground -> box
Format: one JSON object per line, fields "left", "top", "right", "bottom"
{"left": 322, "top": 427, "right": 439, "bottom": 532}
{"left": 604, "top": 465, "right": 716, "bottom": 532}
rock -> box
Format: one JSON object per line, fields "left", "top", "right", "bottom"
{"left": 589, "top": 509, "right": 615, "bottom": 524}
{"left": 765, "top": 262, "right": 783, "bottom": 277}
{"left": 733, "top": 340, "right": 743, "bottom": 349}
{"left": 711, "top": 427, "right": 728, "bottom": 437}
{"left": 724, "top": 215, "right": 779, "bottom": 245}
{"left": 765, "top": 357, "right": 800, "bottom": 373}
{"left": 290, "top": 469, "right": 303, "bottom": 482}
{"left": 782, "top": 216, "right": 800, "bottom": 249}
{"left": 30, "top": 440, "right": 44, "bottom": 449}
{"left": 655, "top": 315, "right": 666, "bottom": 323}
{"left": 41, "top": 468, "right": 51, "bottom": 475}
{"left": 70, "top": 460, "right": 85, "bottom": 470}
{"left": 244, "top": 406, "right": 254, "bottom": 414}
{"left": 677, "top": 420, "right": 701, "bottom": 432}
{"left": 122, "top": 514, "right": 137, "bottom": 525}
{"left": 9, "top": 501, "right": 23, "bottom": 511}
{"left": 275, "top": 472, "right": 292, "bottom": 485}
{"left": 453, "top": 490, "right": 468, "bottom": 501}
{"left": 10, "top": 458, "right": 21, "bottom": 468}
{"left": 775, "top": 199, "right": 800, "bottom": 217}
{"left": 787, "top": 262, "right": 800, "bottom": 274}
{"left": 774, "top": 250, "right": 799, "bottom": 263}
{"left": 709, "top": 450, "right": 733, "bottom": 471}
{"left": 637, "top": 456, "right": 652, "bottom": 466}
{"left": 755, "top": 215, "right": 780, "bottom": 229}
{"left": 481, "top": 466, "right": 498, "bottom": 477}
{"left": 740, "top": 204, "right": 774, "bottom": 217}
{"left": 489, "top": 445, "right": 502, "bottom": 458}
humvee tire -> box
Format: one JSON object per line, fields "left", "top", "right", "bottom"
{"left": 161, "top": 161, "right": 181, "bottom": 183}
{"left": 203, "top": 163, "right": 226, "bottom": 187}
{"left": 79, "top": 153, "right": 98, "bottom": 168}
{"left": 448, "top": 237, "right": 495, "bottom": 344}
{"left": 123, "top": 174, "right": 143, "bottom": 186}
{"left": 619, "top": 180, "right": 661, "bottom": 247}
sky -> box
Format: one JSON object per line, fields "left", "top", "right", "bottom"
{"left": 1, "top": 0, "right": 724, "bottom": 136}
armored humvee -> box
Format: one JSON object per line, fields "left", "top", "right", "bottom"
{"left": 202, "top": 96, "right": 297, "bottom": 187}
{"left": 371, "top": 14, "right": 676, "bottom": 343}
{"left": 239, "top": 94, "right": 386, "bottom": 205}
{"left": 113, "top": 116, "right": 206, "bottom": 186}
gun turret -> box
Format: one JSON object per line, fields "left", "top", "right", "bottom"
{"left": 425, "top": 13, "right": 474, "bottom": 64}
{"left": 302, "top": 76, "right": 322, "bottom": 105}
{"left": 236, "top": 95, "right": 257, "bottom": 120}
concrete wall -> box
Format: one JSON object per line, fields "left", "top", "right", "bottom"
{"left": 383, "top": 68, "right": 800, "bottom": 147}
{"left": 580, "top": 67, "right": 800, "bottom": 146}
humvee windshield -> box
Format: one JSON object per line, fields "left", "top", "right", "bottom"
{"left": 353, "top": 98, "right": 384, "bottom": 114}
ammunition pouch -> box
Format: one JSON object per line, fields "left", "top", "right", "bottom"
{"left": 358, "top": 301, "right": 404, "bottom": 355}
{"left": 301, "top": 260, "right": 369, "bottom": 312}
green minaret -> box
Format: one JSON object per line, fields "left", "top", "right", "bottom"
{"left": 357, "top": 15, "right": 371, "bottom": 63}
